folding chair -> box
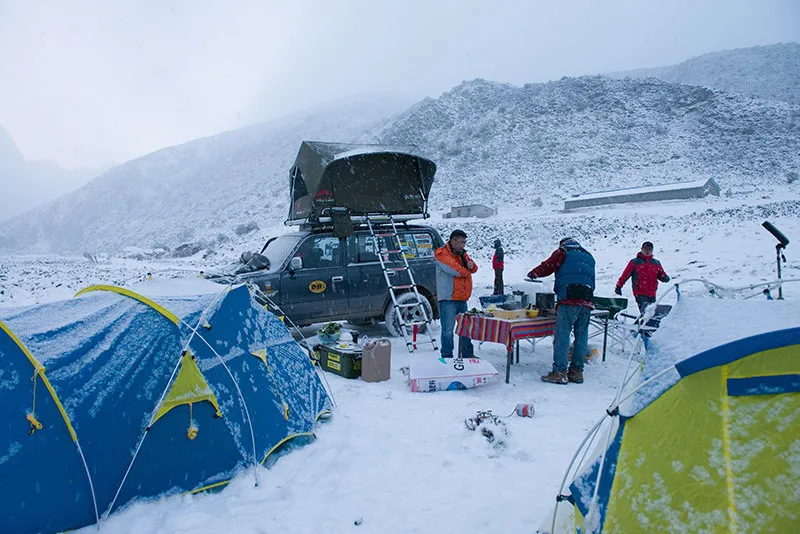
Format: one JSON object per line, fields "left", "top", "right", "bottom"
{"left": 619, "top": 304, "right": 672, "bottom": 332}
{"left": 590, "top": 296, "right": 629, "bottom": 360}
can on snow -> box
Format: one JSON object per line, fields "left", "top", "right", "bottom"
{"left": 514, "top": 402, "right": 535, "bottom": 417}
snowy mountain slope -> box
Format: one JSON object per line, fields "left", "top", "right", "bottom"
{"left": 609, "top": 42, "right": 800, "bottom": 105}
{"left": 1, "top": 45, "right": 798, "bottom": 258}
{"left": 372, "top": 75, "right": 800, "bottom": 213}
{"left": 0, "top": 95, "right": 407, "bottom": 254}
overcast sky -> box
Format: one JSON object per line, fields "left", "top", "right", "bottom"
{"left": 1, "top": 0, "right": 798, "bottom": 170}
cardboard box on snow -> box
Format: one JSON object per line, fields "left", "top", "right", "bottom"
{"left": 410, "top": 356, "right": 498, "bottom": 392}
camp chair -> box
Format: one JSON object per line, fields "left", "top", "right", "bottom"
{"left": 612, "top": 303, "right": 674, "bottom": 352}
{"left": 589, "top": 296, "right": 628, "bottom": 360}
{"left": 619, "top": 304, "right": 673, "bottom": 333}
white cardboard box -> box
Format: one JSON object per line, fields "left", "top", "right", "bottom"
{"left": 410, "top": 356, "right": 499, "bottom": 392}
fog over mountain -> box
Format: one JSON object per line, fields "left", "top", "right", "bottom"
{"left": 0, "top": 95, "right": 408, "bottom": 253}
{"left": 609, "top": 42, "right": 800, "bottom": 105}
{"left": 0, "top": 126, "right": 100, "bottom": 221}
{"left": 1, "top": 43, "right": 798, "bottom": 256}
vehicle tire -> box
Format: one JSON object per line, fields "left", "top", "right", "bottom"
{"left": 384, "top": 292, "right": 433, "bottom": 338}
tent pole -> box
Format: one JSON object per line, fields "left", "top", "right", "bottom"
{"left": 550, "top": 414, "right": 608, "bottom": 534}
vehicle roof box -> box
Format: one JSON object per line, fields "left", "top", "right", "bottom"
{"left": 286, "top": 141, "right": 436, "bottom": 226}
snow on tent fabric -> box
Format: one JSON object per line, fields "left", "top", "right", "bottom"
{"left": 564, "top": 298, "right": 800, "bottom": 533}
{"left": 0, "top": 284, "right": 332, "bottom": 534}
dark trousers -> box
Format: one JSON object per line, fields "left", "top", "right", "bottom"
{"left": 439, "top": 300, "right": 474, "bottom": 358}
{"left": 635, "top": 295, "right": 656, "bottom": 315}
{"left": 635, "top": 295, "right": 657, "bottom": 337}
{"left": 493, "top": 269, "right": 504, "bottom": 295}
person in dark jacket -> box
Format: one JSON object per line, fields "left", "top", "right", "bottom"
{"left": 615, "top": 241, "right": 670, "bottom": 314}
{"left": 527, "top": 237, "right": 595, "bottom": 385}
{"left": 492, "top": 239, "right": 504, "bottom": 295}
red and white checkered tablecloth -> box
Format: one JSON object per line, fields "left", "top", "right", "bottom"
{"left": 455, "top": 313, "right": 556, "bottom": 350}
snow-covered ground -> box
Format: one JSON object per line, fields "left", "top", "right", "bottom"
{"left": 1, "top": 194, "right": 798, "bottom": 533}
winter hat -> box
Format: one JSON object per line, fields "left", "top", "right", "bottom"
{"left": 494, "top": 239, "right": 502, "bottom": 248}
{"left": 559, "top": 237, "right": 577, "bottom": 247}
{"left": 642, "top": 241, "right": 654, "bottom": 249}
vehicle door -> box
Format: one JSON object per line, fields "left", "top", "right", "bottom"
{"left": 404, "top": 230, "right": 439, "bottom": 298}
{"left": 346, "top": 231, "right": 426, "bottom": 317}
{"left": 279, "top": 234, "right": 347, "bottom": 324}
{"left": 346, "top": 233, "right": 387, "bottom": 317}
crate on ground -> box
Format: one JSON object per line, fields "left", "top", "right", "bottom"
{"left": 316, "top": 343, "right": 362, "bottom": 378}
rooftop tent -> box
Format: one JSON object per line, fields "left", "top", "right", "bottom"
{"left": 560, "top": 297, "right": 800, "bottom": 533}
{"left": 0, "top": 283, "right": 332, "bottom": 534}
{"left": 288, "top": 141, "right": 437, "bottom": 223}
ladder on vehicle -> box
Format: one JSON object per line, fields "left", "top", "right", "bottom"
{"left": 365, "top": 214, "right": 438, "bottom": 353}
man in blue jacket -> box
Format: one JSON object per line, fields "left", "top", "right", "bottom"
{"left": 527, "top": 237, "right": 596, "bottom": 384}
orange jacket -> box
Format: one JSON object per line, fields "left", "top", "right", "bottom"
{"left": 435, "top": 244, "right": 478, "bottom": 301}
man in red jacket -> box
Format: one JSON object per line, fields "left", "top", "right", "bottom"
{"left": 615, "top": 241, "right": 670, "bottom": 314}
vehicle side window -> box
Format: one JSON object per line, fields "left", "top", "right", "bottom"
{"left": 293, "top": 236, "right": 341, "bottom": 269}
{"left": 357, "top": 234, "right": 380, "bottom": 263}
{"left": 398, "top": 233, "right": 417, "bottom": 259}
{"left": 346, "top": 235, "right": 359, "bottom": 265}
{"left": 355, "top": 232, "right": 433, "bottom": 262}
{"left": 411, "top": 232, "right": 435, "bottom": 258}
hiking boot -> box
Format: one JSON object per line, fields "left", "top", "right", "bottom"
{"left": 567, "top": 367, "right": 584, "bottom": 384}
{"left": 541, "top": 370, "right": 568, "bottom": 385}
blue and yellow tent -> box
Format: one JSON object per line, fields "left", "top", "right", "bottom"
{"left": 563, "top": 297, "right": 800, "bottom": 533}
{"left": 0, "top": 283, "right": 332, "bottom": 533}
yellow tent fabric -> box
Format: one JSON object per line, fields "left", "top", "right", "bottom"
{"left": 154, "top": 351, "right": 221, "bottom": 423}
{"left": 568, "top": 326, "right": 800, "bottom": 533}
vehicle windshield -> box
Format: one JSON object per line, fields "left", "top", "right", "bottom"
{"left": 211, "top": 234, "right": 303, "bottom": 278}
{"left": 260, "top": 234, "right": 304, "bottom": 271}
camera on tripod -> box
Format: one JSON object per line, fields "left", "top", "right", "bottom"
{"left": 762, "top": 221, "right": 790, "bottom": 299}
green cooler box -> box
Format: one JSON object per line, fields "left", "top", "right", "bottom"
{"left": 317, "top": 343, "right": 363, "bottom": 378}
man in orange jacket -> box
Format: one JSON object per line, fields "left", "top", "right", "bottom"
{"left": 435, "top": 229, "right": 479, "bottom": 358}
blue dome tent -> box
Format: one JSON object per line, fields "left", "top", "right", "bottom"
{"left": 0, "top": 283, "right": 332, "bottom": 533}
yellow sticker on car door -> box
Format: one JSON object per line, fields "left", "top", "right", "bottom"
{"left": 309, "top": 280, "right": 327, "bottom": 293}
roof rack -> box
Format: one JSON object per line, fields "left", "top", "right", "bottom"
{"left": 285, "top": 212, "right": 428, "bottom": 228}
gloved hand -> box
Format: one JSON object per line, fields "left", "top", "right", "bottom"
{"left": 527, "top": 271, "right": 537, "bottom": 280}
{"left": 614, "top": 286, "right": 622, "bottom": 296}
{"left": 662, "top": 275, "right": 670, "bottom": 283}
